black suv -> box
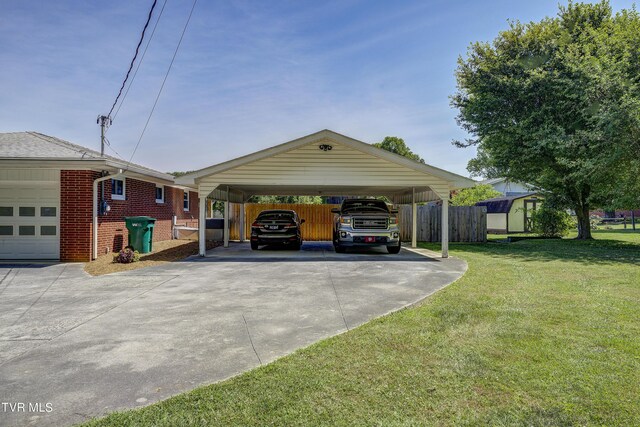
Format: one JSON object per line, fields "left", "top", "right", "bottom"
{"left": 250, "top": 210, "right": 304, "bottom": 250}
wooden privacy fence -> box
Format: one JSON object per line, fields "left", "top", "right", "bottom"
{"left": 399, "top": 205, "right": 487, "bottom": 242}
{"left": 229, "top": 203, "right": 339, "bottom": 241}
{"left": 226, "top": 203, "right": 487, "bottom": 242}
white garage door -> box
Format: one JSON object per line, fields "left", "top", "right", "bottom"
{"left": 0, "top": 169, "right": 60, "bottom": 260}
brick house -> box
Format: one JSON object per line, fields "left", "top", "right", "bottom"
{"left": 0, "top": 132, "right": 198, "bottom": 261}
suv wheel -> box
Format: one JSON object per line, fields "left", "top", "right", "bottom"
{"left": 250, "top": 241, "right": 259, "bottom": 250}
{"left": 334, "top": 244, "right": 346, "bottom": 253}
{"left": 387, "top": 242, "right": 401, "bottom": 254}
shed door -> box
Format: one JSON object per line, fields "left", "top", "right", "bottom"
{"left": 524, "top": 199, "right": 538, "bottom": 233}
{"left": 0, "top": 169, "right": 60, "bottom": 260}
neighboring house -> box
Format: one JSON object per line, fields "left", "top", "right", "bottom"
{"left": 591, "top": 209, "right": 640, "bottom": 220}
{"left": 476, "top": 193, "right": 543, "bottom": 233}
{"left": 0, "top": 132, "right": 198, "bottom": 261}
{"left": 482, "top": 177, "right": 533, "bottom": 196}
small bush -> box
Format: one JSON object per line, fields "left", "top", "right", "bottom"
{"left": 113, "top": 248, "right": 140, "bottom": 264}
{"left": 531, "top": 205, "right": 574, "bottom": 238}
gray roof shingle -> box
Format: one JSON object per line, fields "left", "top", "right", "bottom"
{"left": 0, "top": 131, "right": 171, "bottom": 179}
{"left": 0, "top": 132, "right": 103, "bottom": 159}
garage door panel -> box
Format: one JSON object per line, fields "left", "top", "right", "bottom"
{"left": 2, "top": 238, "right": 58, "bottom": 259}
{"left": 0, "top": 169, "right": 60, "bottom": 260}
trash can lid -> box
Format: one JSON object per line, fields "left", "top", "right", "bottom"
{"left": 124, "top": 216, "right": 156, "bottom": 221}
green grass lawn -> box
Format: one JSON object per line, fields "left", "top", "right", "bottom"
{"left": 82, "top": 230, "right": 640, "bottom": 426}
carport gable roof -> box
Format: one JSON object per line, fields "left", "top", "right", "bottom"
{"left": 177, "top": 130, "right": 474, "bottom": 200}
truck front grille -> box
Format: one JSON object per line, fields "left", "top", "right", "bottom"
{"left": 352, "top": 217, "right": 388, "bottom": 230}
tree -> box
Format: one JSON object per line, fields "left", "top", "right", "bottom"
{"left": 451, "top": 184, "right": 502, "bottom": 206}
{"left": 531, "top": 204, "right": 575, "bottom": 238}
{"left": 168, "top": 171, "right": 195, "bottom": 177}
{"left": 248, "top": 195, "right": 324, "bottom": 204}
{"left": 451, "top": 1, "right": 640, "bottom": 239}
{"left": 373, "top": 136, "right": 425, "bottom": 163}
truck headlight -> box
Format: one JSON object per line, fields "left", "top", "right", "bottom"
{"left": 389, "top": 216, "right": 398, "bottom": 225}
{"left": 340, "top": 216, "right": 351, "bottom": 225}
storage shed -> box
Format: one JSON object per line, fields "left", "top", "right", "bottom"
{"left": 475, "top": 193, "right": 542, "bottom": 233}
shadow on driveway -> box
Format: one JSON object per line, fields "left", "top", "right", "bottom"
{"left": 187, "top": 241, "right": 442, "bottom": 263}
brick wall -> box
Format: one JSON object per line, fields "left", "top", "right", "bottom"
{"left": 96, "top": 178, "right": 198, "bottom": 257}
{"left": 60, "top": 170, "right": 99, "bottom": 262}
{"left": 60, "top": 170, "right": 198, "bottom": 261}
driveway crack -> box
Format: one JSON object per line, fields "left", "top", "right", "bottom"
{"left": 0, "top": 268, "right": 16, "bottom": 296}
{"left": 0, "top": 274, "right": 180, "bottom": 368}
{"left": 322, "top": 248, "right": 350, "bottom": 331}
{"left": 11, "top": 265, "right": 67, "bottom": 326}
{"left": 242, "top": 313, "right": 262, "bottom": 365}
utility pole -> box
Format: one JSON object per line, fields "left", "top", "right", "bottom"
{"left": 96, "top": 115, "right": 111, "bottom": 157}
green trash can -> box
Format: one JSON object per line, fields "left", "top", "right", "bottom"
{"left": 124, "top": 216, "right": 156, "bottom": 254}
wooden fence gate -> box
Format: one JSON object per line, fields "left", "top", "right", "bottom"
{"left": 226, "top": 203, "right": 487, "bottom": 243}
{"left": 399, "top": 205, "right": 487, "bottom": 242}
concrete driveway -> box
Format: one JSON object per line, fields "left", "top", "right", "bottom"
{"left": 0, "top": 242, "right": 466, "bottom": 426}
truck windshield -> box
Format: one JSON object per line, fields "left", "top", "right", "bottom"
{"left": 342, "top": 200, "right": 389, "bottom": 213}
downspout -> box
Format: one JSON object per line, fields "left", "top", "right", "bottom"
{"left": 93, "top": 170, "right": 123, "bottom": 260}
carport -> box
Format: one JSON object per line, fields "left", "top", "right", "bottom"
{"left": 176, "top": 130, "right": 474, "bottom": 258}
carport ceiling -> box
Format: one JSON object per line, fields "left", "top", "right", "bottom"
{"left": 177, "top": 129, "right": 475, "bottom": 203}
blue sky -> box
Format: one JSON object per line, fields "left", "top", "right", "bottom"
{"left": 0, "top": 0, "right": 636, "bottom": 176}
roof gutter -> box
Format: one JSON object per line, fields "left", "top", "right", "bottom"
{"left": 0, "top": 158, "right": 176, "bottom": 184}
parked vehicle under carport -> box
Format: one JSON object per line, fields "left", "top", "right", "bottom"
{"left": 250, "top": 210, "right": 304, "bottom": 250}
{"left": 332, "top": 198, "right": 401, "bottom": 254}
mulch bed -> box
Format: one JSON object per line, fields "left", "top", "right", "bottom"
{"left": 84, "top": 239, "right": 221, "bottom": 276}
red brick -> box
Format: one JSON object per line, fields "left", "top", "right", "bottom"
{"left": 60, "top": 171, "right": 198, "bottom": 262}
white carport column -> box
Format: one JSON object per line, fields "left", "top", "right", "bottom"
{"left": 198, "top": 193, "right": 207, "bottom": 257}
{"left": 223, "top": 189, "right": 230, "bottom": 247}
{"left": 441, "top": 197, "right": 449, "bottom": 258}
{"left": 411, "top": 187, "right": 417, "bottom": 248}
{"left": 239, "top": 202, "right": 245, "bottom": 242}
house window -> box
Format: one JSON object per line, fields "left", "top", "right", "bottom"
{"left": 0, "top": 207, "right": 13, "bottom": 216}
{"left": 183, "top": 191, "right": 190, "bottom": 211}
{"left": 111, "top": 179, "right": 125, "bottom": 200}
{"left": 155, "top": 185, "right": 164, "bottom": 203}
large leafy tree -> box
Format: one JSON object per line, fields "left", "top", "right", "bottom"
{"left": 452, "top": 1, "right": 640, "bottom": 239}
{"left": 374, "top": 136, "right": 425, "bottom": 163}
{"left": 451, "top": 184, "right": 502, "bottom": 206}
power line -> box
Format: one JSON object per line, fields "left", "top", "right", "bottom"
{"left": 111, "top": 0, "right": 169, "bottom": 123}
{"left": 125, "top": 0, "right": 198, "bottom": 169}
{"left": 107, "top": 0, "right": 158, "bottom": 119}
{"left": 103, "top": 137, "right": 125, "bottom": 160}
